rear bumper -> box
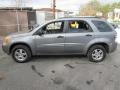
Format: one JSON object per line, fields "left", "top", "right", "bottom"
{"left": 109, "top": 42, "right": 117, "bottom": 53}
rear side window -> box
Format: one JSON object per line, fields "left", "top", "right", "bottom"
{"left": 68, "top": 20, "right": 93, "bottom": 33}
{"left": 92, "top": 20, "right": 113, "bottom": 32}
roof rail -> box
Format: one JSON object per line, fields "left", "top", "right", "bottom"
{"left": 59, "top": 16, "right": 99, "bottom": 19}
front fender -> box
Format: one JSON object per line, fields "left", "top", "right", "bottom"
{"left": 9, "top": 36, "right": 36, "bottom": 55}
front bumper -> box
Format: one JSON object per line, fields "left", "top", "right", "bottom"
{"left": 2, "top": 44, "right": 10, "bottom": 55}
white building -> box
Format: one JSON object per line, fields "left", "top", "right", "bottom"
{"left": 107, "top": 8, "right": 120, "bottom": 22}
{"left": 35, "top": 8, "right": 65, "bottom": 25}
{"left": 114, "top": 8, "right": 120, "bottom": 21}
{"left": 107, "top": 12, "right": 114, "bottom": 22}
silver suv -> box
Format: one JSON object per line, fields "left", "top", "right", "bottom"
{"left": 2, "top": 17, "right": 117, "bottom": 63}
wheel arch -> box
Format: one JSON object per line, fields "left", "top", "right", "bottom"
{"left": 86, "top": 43, "right": 109, "bottom": 55}
{"left": 9, "top": 43, "right": 32, "bottom": 55}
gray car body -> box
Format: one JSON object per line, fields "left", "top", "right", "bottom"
{"left": 2, "top": 17, "right": 117, "bottom": 56}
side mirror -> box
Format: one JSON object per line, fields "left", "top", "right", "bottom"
{"left": 111, "top": 23, "right": 118, "bottom": 29}
{"left": 39, "top": 31, "right": 44, "bottom": 36}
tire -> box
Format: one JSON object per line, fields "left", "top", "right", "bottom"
{"left": 11, "top": 45, "right": 32, "bottom": 63}
{"left": 87, "top": 45, "right": 106, "bottom": 62}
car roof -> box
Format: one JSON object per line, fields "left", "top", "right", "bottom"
{"left": 51, "top": 16, "right": 105, "bottom": 22}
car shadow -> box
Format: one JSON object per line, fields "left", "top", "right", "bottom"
{"left": 30, "top": 55, "right": 87, "bottom": 62}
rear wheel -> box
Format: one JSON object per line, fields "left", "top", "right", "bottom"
{"left": 87, "top": 45, "right": 106, "bottom": 62}
{"left": 11, "top": 45, "right": 32, "bottom": 63}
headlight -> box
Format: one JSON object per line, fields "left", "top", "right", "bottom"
{"left": 3, "top": 36, "right": 11, "bottom": 45}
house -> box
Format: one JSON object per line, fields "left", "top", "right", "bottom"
{"left": 114, "top": 8, "right": 120, "bottom": 21}
{"left": 0, "top": 7, "right": 73, "bottom": 36}
{"left": 107, "top": 8, "right": 120, "bottom": 22}
{"left": 0, "top": 7, "right": 36, "bottom": 36}
{"left": 107, "top": 12, "right": 114, "bottom": 22}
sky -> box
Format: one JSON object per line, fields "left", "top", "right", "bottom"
{"left": 0, "top": 0, "right": 119, "bottom": 12}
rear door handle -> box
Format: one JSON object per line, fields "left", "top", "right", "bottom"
{"left": 85, "top": 34, "right": 92, "bottom": 37}
{"left": 57, "top": 36, "right": 64, "bottom": 38}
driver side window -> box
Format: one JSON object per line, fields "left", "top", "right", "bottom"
{"left": 43, "top": 21, "right": 64, "bottom": 34}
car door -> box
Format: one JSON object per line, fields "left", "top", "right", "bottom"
{"left": 35, "top": 21, "right": 65, "bottom": 54}
{"left": 65, "top": 20, "right": 94, "bottom": 54}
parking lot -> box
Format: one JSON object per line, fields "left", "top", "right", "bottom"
{"left": 0, "top": 29, "right": 120, "bottom": 90}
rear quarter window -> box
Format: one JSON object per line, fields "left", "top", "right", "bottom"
{"left": 92, "top": 20, "right": 113, "bottom": 32}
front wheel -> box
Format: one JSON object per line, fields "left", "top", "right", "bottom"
{"left": 87, "top": 45, "right": 106, "bottom": 62}
{"left": 11, "top": 45, "right": 32, "bottom": 63}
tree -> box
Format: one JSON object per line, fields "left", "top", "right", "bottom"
{"left": 98, "top": 4, "right": 111, "bottom": 18}
{"left": 79, "top": 0, "right": 101, "bottom": 16}
{"left": 79, "top": 5, "right": 96, "bottom": 16}
{"left": 79, "top": 0, "right": 120, "bottom": 18}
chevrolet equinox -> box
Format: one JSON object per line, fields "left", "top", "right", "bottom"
{"left": 2, "top": 17, "right": 117, "bottom": 63}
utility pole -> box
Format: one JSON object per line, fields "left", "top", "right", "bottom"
{"left": 16, "top": 0, "right": 20, "bottom": 32}
{"left": 53, "top": 0, "right": 56, "bottom": 19}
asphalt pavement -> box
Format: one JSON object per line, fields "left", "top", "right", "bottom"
{"left": 0, "top": 31, "right": 120, "bottom": 90}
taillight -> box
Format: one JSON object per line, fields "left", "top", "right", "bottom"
{"left": 115, "top": 33, "right": 117, "bottom": 38}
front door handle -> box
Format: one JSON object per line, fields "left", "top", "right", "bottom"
{"left": 85, "top": 34, "right": 92, "bottom": 37}
{"left": 57, "top": 36, "right": 64, "bottom": 38}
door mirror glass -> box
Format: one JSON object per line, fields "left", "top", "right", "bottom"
{"left": 39, "top": 31, "right": 44, "bottom": 35}
{"left": 34, "top": 28, "right": 45, "bottom": 36}
{"left": 111, "top": 23, "right": 118, "bottom": 29}
{"left": 38, "top": 30, "right": 46, "bottom": 36}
